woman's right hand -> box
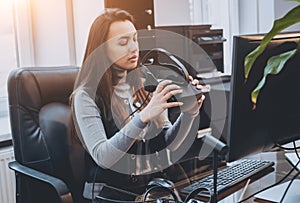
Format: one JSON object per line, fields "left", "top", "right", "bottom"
{"left": 139, "top": 80, "right": 183, "bottom": 123}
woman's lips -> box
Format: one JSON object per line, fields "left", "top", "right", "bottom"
{"left": 128, "top": 55, "right": 138, "bottom": 63}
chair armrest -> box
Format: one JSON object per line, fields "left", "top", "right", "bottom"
{"left": 8, "top": 161, "right": 73, "bottom": 203}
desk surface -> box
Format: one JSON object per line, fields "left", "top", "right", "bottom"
{"left": 176, "top": 150, "right": 298, "bottom": 203}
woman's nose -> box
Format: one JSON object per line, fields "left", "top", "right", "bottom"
{"left": 128, "top": 40, "right": 138, "bottom": 52}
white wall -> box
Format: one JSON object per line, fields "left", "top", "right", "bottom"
{"left": 24, "top": 0, "right": 208, "bottom": 67}
{"left": 14, "top": 0, "right": 35, "bottom": 67}
{"left": 238, "top": 0, "right": 300, "bottom": 35}
{"left": 16, "top": 0, "right": 104, "bottom": 67}
{"left": 208, "top": 0, "right": 232, "bottom": 73}
{"left": 154, "top": 0, "right": 191, "bottom": 26}
{"left": 235, "top": 1, "right": 300, "bottom": 42}
{"left": 30, "top": 0, "right": 74, "bottom": 66}
{"left": 258, "top": 0, "right": 275, "bottom": 33}
{"left": 72, "top": 0, "right": 104, "bottom": 65}
{"left": 16, "top": 0, "right": 300, "bottom": 70}
{"left": 274, "top": 0, "right": 300, "bottom": 32}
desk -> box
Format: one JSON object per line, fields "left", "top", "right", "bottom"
{"left": 176, "top": 151, "right": 299, "bottom": 203}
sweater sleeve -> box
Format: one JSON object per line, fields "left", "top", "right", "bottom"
{"left": 163, "top": 111, "right": 199, "bottom": 151}
{"left": 72, "top": 90, "right": 147, "bottom": 169}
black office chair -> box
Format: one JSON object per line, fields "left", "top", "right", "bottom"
{"left": 7, "top": 66, "right": 87, "bottom": 203}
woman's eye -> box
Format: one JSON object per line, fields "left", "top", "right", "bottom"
{"left": 119, "top": 39, "right": 128, "bottom": 46}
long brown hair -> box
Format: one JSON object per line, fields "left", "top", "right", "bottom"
{"left": 72, "top": 8, "right": 150, "bottom": 129}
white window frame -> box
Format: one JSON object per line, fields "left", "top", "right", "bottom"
{"left": 0, "top": 0, "right": 34, "bottom": 141}
{"left": 0, "top": 0, "right": 102, "bottom": 142}
{"left": 13, "top": 0, "right": 35, "bottom": 67}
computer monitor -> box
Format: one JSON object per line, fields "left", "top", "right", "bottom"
{"left": 227, "top": 31, "right": 300, "bottom": 162}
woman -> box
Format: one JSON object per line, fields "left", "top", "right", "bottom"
{"left": 70, "top": 8, "right": 205, "bottom": 202}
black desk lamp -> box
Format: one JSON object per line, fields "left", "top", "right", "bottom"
{"left": 200, "top": 134, "right": 229, "bottom": 203}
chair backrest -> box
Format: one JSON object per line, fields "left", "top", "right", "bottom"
{"left": 7, "top": 66, "right": 83, "bottom": 203}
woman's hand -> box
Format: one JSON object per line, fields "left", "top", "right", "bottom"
{"left": 184, "top": 76, "right": 206, "bottom": 115}
{"left": 139, "top": 80, "right": 183, "bottom": 123}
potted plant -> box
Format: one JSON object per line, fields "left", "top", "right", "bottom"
{"left": 244, "top": 0, "right": 300, "bottom": 108}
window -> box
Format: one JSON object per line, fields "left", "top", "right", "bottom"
{"left": 0, "top": 0, "right": 17, "bottom": 140}
{"left": 0, "top": 0, "right": 17, "bottom": 99}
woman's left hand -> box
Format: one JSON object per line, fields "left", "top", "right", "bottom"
{"left": 185, "top": 76, "right": 206, "bottom": 115}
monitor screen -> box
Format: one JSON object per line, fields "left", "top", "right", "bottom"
{"left": 227, "top": 32, "right": 300, "bottom": 162}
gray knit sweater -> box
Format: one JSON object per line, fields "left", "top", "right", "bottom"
{"left": 72, "top": 67, "right": 199, "bottom": 172}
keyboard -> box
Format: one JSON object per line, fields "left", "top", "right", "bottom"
{"left": 181, "top": 159, "right": 274, "bottom": 196}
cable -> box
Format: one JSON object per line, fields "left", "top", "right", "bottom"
{"left": 279, "top": 171, "right": 300, "bottom": 203}
{"left": 275, "top": 143, "right": 300, "bottom": 150}
{"left": 120, "top": 91, "right": 151, "bottom": 128}
{"left": 237, "top": 158, "right": 300, "bottom": 203}
{"left": 238, "top": 141, "right": 300, "bottom": 202}
{"left": 293, "top": 140, "right": 300, "bottom": 160}
{"left": 278, "top": 140, "right": 300, "bottom": 203}
{"left": 241, "top": 140, "right": 300, "bottom": 203}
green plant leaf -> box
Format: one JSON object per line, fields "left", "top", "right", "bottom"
{"left": 244, "top": 5, "right": 300, "bottom": 80}
{"left": 251, "top": 49, "right": 297, "bottom": 108}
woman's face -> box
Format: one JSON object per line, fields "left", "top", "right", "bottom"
{"left": 106, "top": 20, "right": 139, "bottom": 70}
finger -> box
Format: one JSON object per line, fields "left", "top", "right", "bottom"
{"left": 161, "top": 84, "right": 182, "bottom": 96}
{"left": 191, "top": 79, "right": 199, "bottom": 86}
{"left": 164, "top": 89, "right": 183, "bottom": 100}
{"left": 200, "top": 84, "right": 211, "bottom": 93}
{"left": 165, "top": 101, "right": 183, "bottom": 109}
{"left": 188, "top": 75, "right": 193, "bottom": 82}
{"left": 196, "top": 84, "right": 203, "bottom": 90}
{"left": 198, "top": 94, "right": 205, "bottom": 103}
{"left": 155, "top": 80, "right": 172, "bottom": 93}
